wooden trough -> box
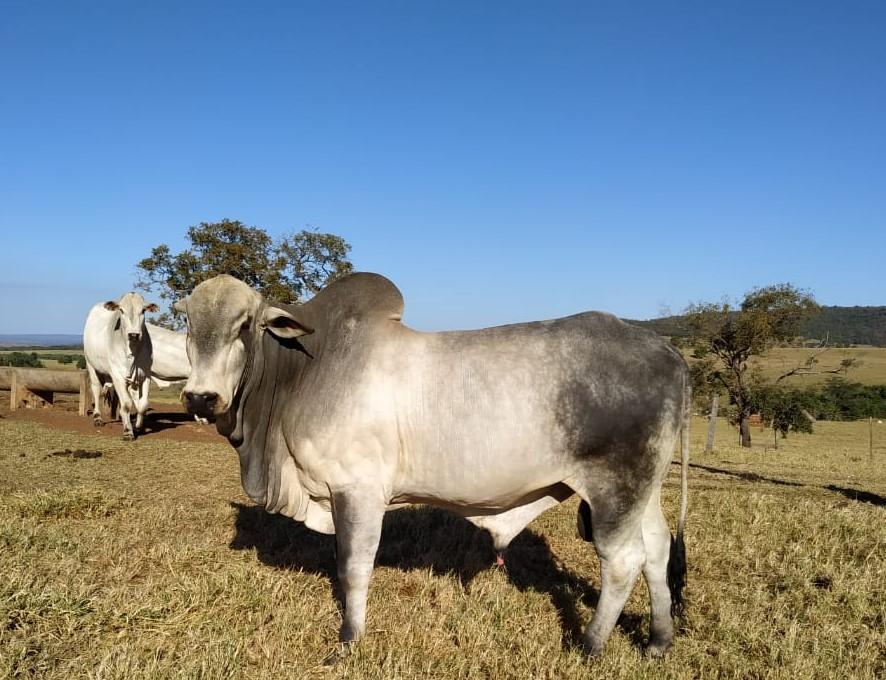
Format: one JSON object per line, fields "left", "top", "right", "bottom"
{"left": 0, "top": 367, "right": 92, "bottom": 416}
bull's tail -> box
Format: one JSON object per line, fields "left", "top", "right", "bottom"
{"left": 667, "top": 375, "right": 690, "bottom": 616}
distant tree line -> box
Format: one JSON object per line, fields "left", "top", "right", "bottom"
{"left": 0, "top": 352, "right": 44, "bottom": 368}
{"left": 629, "top": 305, "right": 886, "bottom": 347}
{"left": 0, "top": 352, "right": 87, "bottom": 369}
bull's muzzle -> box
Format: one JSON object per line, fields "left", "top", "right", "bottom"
{"left": 182, "top": 390, "right": 220, "bottom": 419}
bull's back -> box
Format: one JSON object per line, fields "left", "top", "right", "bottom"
{"left": 147, "top": 324, "right": 190, "bottom": 380}
{"left": 83, "top": 304, "right": 118, "bottom": 375}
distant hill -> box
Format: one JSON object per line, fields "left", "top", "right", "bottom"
{"left": 626, "top": 305, "right": 886, "bottom": 347}
{"left": 0, "top": 334, "right": 83, "bottom": 349}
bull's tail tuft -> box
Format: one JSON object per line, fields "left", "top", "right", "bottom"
{"left": 576, "top": 500, "right": 593, "bottom": 543}
{"left": 667, "top": 532, "right": 687, "bottom": 615}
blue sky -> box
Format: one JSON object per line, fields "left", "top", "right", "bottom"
{"left": 1, "top": 1, "right": 883, "bottom": 333}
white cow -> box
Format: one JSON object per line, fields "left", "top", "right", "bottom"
{"left": 146, "top": 322, "right": 191, "bottom": 386}
{"left": 83, "top": 292, "right": 158, "bottom": 440}
{"left": 145, "top": 322, "right": 208, "bottom": 426}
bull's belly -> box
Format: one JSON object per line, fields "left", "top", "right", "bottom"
{"left": 391, "top": 445, "right": 573, "bottom": 511}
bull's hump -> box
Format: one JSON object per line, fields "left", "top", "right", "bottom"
{"left": 308, "top": 272, "right": 404, "bottom": 321}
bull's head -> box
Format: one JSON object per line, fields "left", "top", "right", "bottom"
{"left": 103, "top": 292, "right": 158, "bottom": 350}
{"left": 174, "top": 275, "right": 313, "bottom": 420}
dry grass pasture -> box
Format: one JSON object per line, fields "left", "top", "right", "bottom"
{"left": 747, "top": 346, "right": 886, "bottom": 386}
{"left": 0, "top": 414, "right": 884, "bottom": 679}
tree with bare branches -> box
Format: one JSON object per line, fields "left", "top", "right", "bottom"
{"left": 685, "top": 283, "right": 852, "bottom": 448}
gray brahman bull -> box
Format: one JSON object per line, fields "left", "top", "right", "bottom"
{"left": 175, "top": 273, "right": 689, "bottom": 659}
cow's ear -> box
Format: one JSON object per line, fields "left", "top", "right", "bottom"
{"left": 261, "top": 306, "right": 314, "bottom": 339}
{"left": 145, "top": 303, "right": 159, "bottom": 313}
{"left": 103, "top": 301, "right": 119, "bottom": 312}
{"left": 173, "top": 299, "right": 187, "bottom": 314}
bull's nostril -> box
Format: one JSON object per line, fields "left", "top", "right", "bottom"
{"left": 184, "top": 391, "right": 219, "bottom": 416}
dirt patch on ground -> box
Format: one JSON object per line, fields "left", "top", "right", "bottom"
{"left": 0, "top": 392, "right": 225, "bottom": 443}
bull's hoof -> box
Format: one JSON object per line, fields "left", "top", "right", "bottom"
{"left": 92, "top": 417, "right": 104, "bottom": 428}
{"left": 645, "top": 632, "right": 674, "bottom": 658}
{"left": 122, "top": 432, "right": 135, "bottom": 442}
{"left": 322, "top": 643, "right": 354, "bottom": 666}
{"left": 581, "top": 635, "right": 606, "bottom": 658}
{"left": 645, "top": 640, "right": 673, "bottom": 658}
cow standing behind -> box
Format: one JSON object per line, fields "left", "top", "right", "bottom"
{"left": 176, "top": 273, "right": 690, "bottom": 659}
{"left": 83, "top": 293, "right": 158, "bottom": 440}
{"left": 146, "top": 322, "right": 192, "bottom": 387}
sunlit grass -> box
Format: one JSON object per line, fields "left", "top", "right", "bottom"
{"left": 0, "top": 417, "right": 883, "bottom": 679}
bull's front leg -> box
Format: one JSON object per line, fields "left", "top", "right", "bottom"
{"left": 328, "top": 488, "right": 385, "bottom": 660}
{"left": 111, "top": 377, "right": 136, "bottom": 441}
{"left": 134, "top": 381, "right": 150, "bottom": 434}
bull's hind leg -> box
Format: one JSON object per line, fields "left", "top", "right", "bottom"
{"left": 641, "top": 491, "right": 675, "bottom": 656}
{"left": 86, "top": 362, "right": 103, "bottom": 425}
{"left": 581, "top": 514, "right": 646, "bottom": 656}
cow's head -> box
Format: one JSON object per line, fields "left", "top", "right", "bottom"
{"left": 103, "top": 292, "right": 158, "bottom": 348}
{"left": 175, "top": 275, "right": 313, "bottom": 419}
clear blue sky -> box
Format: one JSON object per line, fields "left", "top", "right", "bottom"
{"left": 1, "top": 1, "right": 883, "bottom": 333}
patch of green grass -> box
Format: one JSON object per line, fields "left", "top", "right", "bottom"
{"left": 0, "top": 417, "right": 883, "bottom": 678}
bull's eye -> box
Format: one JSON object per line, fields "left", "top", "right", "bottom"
{"left": 240, "top": 320, "right": 251, "bottom": 332}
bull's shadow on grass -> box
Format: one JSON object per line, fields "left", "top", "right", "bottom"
{"left": 141, "top": 411, "right": 197, "bottom": 434}
{"left": 824, "top": 484, "right": 886, "bottom": 507}
{"left": 229, "top": 503, "right": 644, "bottom": 649}
{"left": 689, "top": 462, "right": 886, "bottom": 507}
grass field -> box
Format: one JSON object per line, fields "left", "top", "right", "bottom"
{"left": 748, "top": 346, "right": 886, "bottom": 386}
{"left": 0, "top": 415, "right": 883, "bottom": 679}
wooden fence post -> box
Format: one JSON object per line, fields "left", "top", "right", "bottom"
{"left": 9, "top": 369, "right": 17, "bottom": 411}
{"left": 78, "top": 370, "right": 91, "bottom": 417}
{"left": 704, "top": 394, "right": 719, "bottom": 454}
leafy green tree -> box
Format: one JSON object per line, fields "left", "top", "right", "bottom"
{"left": 685, "top": 284, "right": 822, "bottom": 447}
{"left": 806, "top": 378, "right": 886, "bottom": 420}
{"left": 136, "top": 219, "right": 353, "bottom": 327}
{"left": 749, "top": 383, "right": 814, "bottom": 447}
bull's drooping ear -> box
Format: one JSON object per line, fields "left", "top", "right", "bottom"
{"left": 261, "top": 306, "right": 314, "bottom": 339}
{"left": 103, "top": 301, "right": 119, "bottom": 312}
{"left": 145, "top": 303, "right": 159, "bottom": 313}
{"left": 172, "top": 298, "right": 187, "bottom": 314}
